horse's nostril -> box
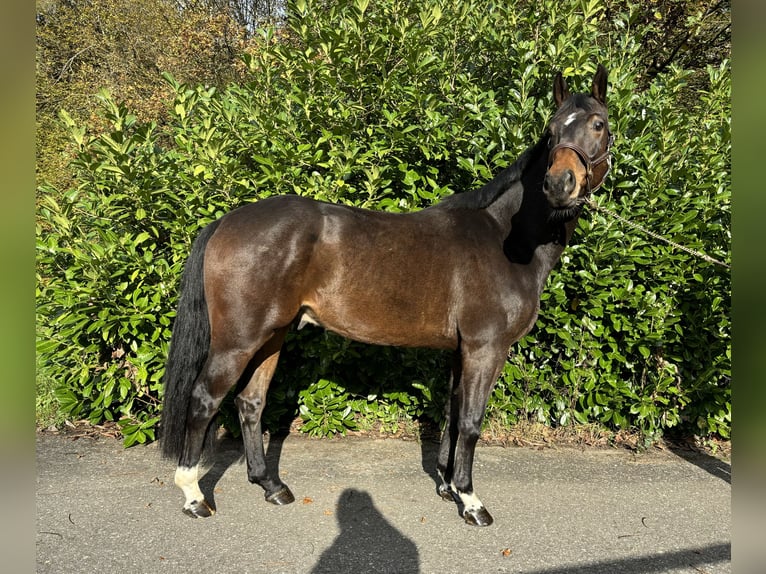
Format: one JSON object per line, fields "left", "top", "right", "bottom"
{"left": 561, "top": 170, "right": 576, "bottom": 194}
{"left": 544, "top": 170, "right": 576, "bottom": 195}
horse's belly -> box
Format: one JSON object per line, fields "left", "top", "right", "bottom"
{"left": 298, "top": 298, "right": 458, "bottom": 350}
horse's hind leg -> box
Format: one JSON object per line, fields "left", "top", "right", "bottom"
{"left": 175, "top": 347, "right": 254, "bottom": 518}
{"left": 235, "top": 327, "right": 295, "bottom": 506}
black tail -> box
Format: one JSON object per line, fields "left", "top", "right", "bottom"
{"left": 159, "top": 219, "right": 222, "bottom": 460}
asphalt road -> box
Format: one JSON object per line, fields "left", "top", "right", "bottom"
{"left": 36, "top": 431, "right": 730, "bottom": 573}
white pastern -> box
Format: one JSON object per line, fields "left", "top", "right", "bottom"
{"left": 175, "top": 465, "right": 204, "bottom": 508}
{"left": 451, "top": 481, "right": 484, "bottom": 513}
{"left": 437, "top": 469, "right": 452, "bottom": 493}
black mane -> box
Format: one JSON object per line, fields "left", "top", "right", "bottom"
{"left": 435, "top": 135, "right": 549, "bottom": 211}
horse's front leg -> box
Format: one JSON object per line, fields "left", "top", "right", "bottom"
{"left": 447, "top": 345, "right": 506, "bottom": 526}
{"left": 436, "top": 352, "right": 460, "bottom": 502}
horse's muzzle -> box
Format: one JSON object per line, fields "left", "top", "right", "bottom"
{"left": 543, "top": 168, "right": 580, "bottom": 209}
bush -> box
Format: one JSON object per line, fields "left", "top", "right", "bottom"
{"left": 36, "top": 0, "right": 730, "bottom": 446}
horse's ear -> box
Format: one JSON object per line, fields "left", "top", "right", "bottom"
{"left": 591, "top": 64, "right": 608, "bottom": 105}
{"left": 553, "top": 72, "right": 569, "bottom": 108}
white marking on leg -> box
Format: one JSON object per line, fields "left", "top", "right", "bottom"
{"left": 437, "top": 468, "right": 448, "bottom": 489}
{"left": 437, "top": 469, "right": 453, "bottom": 499}
{"left": 459, "top": 490, "right": 484, "bottom": 513}
{"left": 175, "top": 465, "right": 204, "bottom": 509}
{"left": 452, "top": 481, "right": 484, "bottom": 514}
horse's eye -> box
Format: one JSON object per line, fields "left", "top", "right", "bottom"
{"left": 593, "top": 120, "right": 605, "bottom": 131}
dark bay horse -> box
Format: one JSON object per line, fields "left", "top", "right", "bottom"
{"left": 160, "top": 65, "right": 613, "bottom": 526}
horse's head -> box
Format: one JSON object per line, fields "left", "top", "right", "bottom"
{"left": 543, "top": 65, "right": 613, "bottom": 217}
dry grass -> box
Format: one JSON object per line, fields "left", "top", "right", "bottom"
{"left": 40, "top": 415, "right": 730, "bottom": 461}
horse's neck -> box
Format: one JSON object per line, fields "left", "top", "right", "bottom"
{"left": 489, "top": 161, "right": 580, "bottom": 293}
{"left": 485, "top": 178, "right": 524, "bottom": 233}
{"left": 484, "top": 140, "right": 546, "bottom": 232}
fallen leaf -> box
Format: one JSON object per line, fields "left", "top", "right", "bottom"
{"left": 501, "top": 548, "right": 512, "bottom": 557}
{"left": 302, "top": 497, "right": 313, "bottom": 504}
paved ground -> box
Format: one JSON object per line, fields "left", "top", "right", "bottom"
{"left": 36, "top": 432, "right": 730, "bottom": 573}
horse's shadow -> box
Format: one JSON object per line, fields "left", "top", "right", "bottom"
{"left": 197, "top": 434, "right": 241, "bottom": 511}
{"left": 197, "top": 429, "right": 291, "bottom": 512}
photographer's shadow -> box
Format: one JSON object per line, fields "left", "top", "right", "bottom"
{"left": 311, "top": 488, "right": 420, "bottom": 574}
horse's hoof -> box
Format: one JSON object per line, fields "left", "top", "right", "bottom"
{"left": 438, "top": 485, "right": 456, "bottom": 502}
{"left": 182, "top": 499, "right": 215, "bottom": 518}
{"left": 463, "top": 506, "right": 494, "bottom": 527}
{"left": 265, "top": 485, "right": 295, "bottom": 506}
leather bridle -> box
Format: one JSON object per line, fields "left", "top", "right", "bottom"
{"left": 549, "top": 131, "right": 614, "bottom": 195}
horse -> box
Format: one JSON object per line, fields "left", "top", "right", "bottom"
{"left": 159, "top": 65, "right": 613, "bottom": 526}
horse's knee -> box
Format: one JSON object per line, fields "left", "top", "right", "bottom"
{"left": 457, "top": 416, "right": 482, "bottom": 443}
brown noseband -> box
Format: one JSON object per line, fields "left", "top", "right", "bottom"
{"left": 549, "top": 132, "right": 614, "bottom": 195}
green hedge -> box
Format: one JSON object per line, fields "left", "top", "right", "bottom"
{"left": 36, "top": 0, "right": 730, "bottom": 446}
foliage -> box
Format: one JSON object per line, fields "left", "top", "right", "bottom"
{"left": 36, "top": 0, "right": 730, "bottom": 446}
{"left": 35, "top": 0, "right": 281, "bottom": 189}
{"left": 605, "top": 0, "right": 730, "bottom": 82}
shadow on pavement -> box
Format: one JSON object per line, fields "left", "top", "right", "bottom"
{"left": 310, "top": 488, "right": 420, "bottom": 574}
{"left": 198, "top": 435, "right": 244, "bottom": 512}
{"left": 193, "top": 432, "right": 423, "bottom": 572}
{"left": 523, "top": 542, "right": 730, "bottom": 574}
{"left": 198, "top": 430, "right": 294, "bottom": 511}
{"left": 666, "top": 441, "right": 731, "bottom": 485}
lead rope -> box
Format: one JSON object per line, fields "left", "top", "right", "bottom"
{"left": 585, "top": 198, "right": 731, "bottom": 270}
